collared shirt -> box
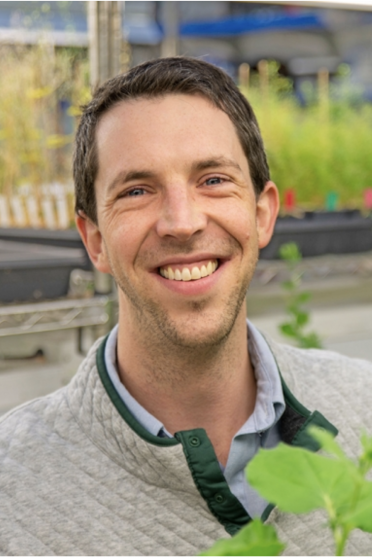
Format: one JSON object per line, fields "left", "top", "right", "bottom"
{"left": 105, "top": 320, "right": 285, "bottom": 518}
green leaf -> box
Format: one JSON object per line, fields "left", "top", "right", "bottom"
{"left": 281, "top": 280, "right": 296, "bottom": 291}
{"left": 360, "top": 432, "right": 372, "bottom": 472}
{"left": 308, "top": 427, "right": 359, "bottom": 486}
{"left": 287, "top": 304, "right": 301, "bottom": 316}
{"left": 279, "top": 242, "right": 302, "bottom": 263}
{"left": 295, "top": 311, "right": 309, "bottom": 327}
{"left": 200, "top": 519, "right": 285, "bottom": 556}
{"left": 279, "top": 323, "right": 297, "bottom": 337}
{"left": 300, "top": 332, "right": 323, "bottom": 349}
{"left": 247, "top": 444, "right": 354, "bottom": 514}
{"left": 361, "top": 432, "right": 372, "bottom": 460}
{"left": 308, "top": 427, "right": 347, "bottom": 461}
{"left": 295, "top": 292, "right": 311, "bottom": 304}
{"left": 342, "top": 481, "right": 372, "bottom": 532}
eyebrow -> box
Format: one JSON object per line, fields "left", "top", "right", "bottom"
{"left": 107, "top": 170, "right": 156, "bottom": 193}
{"left": 192, "top": 156, "right": 243, "bottom": 174}
{"left": 107, "top": 156, "right": 243, "bottom": 193}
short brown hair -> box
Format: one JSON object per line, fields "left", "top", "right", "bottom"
{"left": 73, "top": 57, "right": 270, "bottom": 223}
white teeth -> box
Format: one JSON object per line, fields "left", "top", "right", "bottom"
{"left": 182, "top": 268, "right": 192, "bottom": 281}
{"left": 191, "top": 267, "right": 201, "bottom": 280}
{"left": 160, "top": 260, "right": 218, "bottom": 282}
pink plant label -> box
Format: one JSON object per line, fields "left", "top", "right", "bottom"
{"left": 364, "top": 188, "right": 372, "bottom": 209}
{"left": 284, "top": 189, "right": 295, "bottom": 211}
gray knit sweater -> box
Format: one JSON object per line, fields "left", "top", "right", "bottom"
{"left": 1, "top": 335, "right": 372, "bottom": 556}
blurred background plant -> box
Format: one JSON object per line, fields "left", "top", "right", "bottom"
{"left": 240, "top": 60, "right": 372, "bottom": 212}
{"left": 0, "top": 43, "right": 90, "bottom": 200}
{"left": 0, "top": 44, "right": 370, "bottom": 216}
{"left": 278, "top": 241, "right": 323, "bottom": 349}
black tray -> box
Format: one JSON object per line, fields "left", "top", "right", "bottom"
{"left": 0, "top": 228, "right": 91, "bottom": 269}
{"left": 0, "top": 240, "right": 87, "bottom": 303}
{"left": 260, "top": 211, "right": 372, "bottom": 259}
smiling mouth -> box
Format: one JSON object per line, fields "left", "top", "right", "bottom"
{"left": 159, "top": 260, "right": 219, "bottom": 281}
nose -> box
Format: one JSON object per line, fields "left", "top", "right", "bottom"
{"left": 155, "top": 183, "right": 207, "bottom": 241}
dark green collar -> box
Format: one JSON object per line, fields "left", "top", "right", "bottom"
{"left": 96, "top": 334, "right": 337, "bottom": 535}
{"left": 96, "top": 332, "right": 178, "bottom": 447}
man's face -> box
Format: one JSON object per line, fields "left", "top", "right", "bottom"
{"left": 78, "top": 94, "right": 278, "bottom": 349}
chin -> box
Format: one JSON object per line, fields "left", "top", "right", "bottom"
{"left": 116, "top": 267, "right": 250, "bottom": 350}
{"left": 170, "top": 326, "right": 228, "bottom": 349}
{"left": 155, "top": 303, "right": 243, "bottom": 351}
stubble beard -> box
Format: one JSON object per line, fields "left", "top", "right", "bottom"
{"left": 108, "top": 238, "right": 258, "bottom": 361}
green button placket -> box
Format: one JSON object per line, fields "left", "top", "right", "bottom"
{"left": 175, "top": 429, "right": 251, "bottom": 536}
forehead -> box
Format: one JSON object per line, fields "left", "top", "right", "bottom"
{"left": 97, "top": 93, "right": 230, "bottom": 136}
{"left": 95, "top": 94, "right": 248, "bottom": 176}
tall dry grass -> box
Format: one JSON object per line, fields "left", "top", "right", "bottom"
{"left": 0, "top": 44, "right": 89, "bottom": 196}
{"left": 243, "top": 62, "right": 372, "bottom": 210}
{"left": 1, "top": 51, "right": 371, "bottom": 212}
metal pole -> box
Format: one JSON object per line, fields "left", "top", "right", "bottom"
{"left": 88, "top": 1, "right": 123, "bottom": 88}
{"left": 88, "top": 1, "right": 123, "bottom": 294}
{"left": 161, "top": 1, "right": 179, "bottom": 58}
{"left": 238, "top": 63, "right": 250, "bottom": 90}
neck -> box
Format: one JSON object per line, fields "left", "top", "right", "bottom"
{"left": 116, "top": 304, "right": 256, "bottom": 466}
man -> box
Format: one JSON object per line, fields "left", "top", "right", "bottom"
{"left": 1, "top": 57, "right": 372, "bottom": 556}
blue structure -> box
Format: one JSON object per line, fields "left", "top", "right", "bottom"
{"left": 0, "top": 2, "right": 327, "bottom": 47}
{"left": 180, "top": 12, "right": 324, "bottom": 38}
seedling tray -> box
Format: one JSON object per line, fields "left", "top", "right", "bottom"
{"left": 0, "top": 240, "right": 87, "bottom": 303}
{"left": 261, "top": 211, "right": 372, "bottom": 259}
{"left": 0, "top": 228, "right": 90, "bottom": 269}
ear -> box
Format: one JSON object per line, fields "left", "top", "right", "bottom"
{"left": 256, "top": 181, "right": 279, "bottom": 249}
{"left": 75, "top": 212, "right": 112, "bottom": 274}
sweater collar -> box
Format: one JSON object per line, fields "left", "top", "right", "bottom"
{"left": 67, "top": 334, "right": 337, "bottom": 537}
{"left": 103, "top": 320, "right": 285, "bottom": 440}
{"left": 96, "top": 332, "right": 336, "bottom": 452}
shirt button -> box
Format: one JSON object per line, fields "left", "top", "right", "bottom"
{"left": 214, "top": 493, "right": 225, "bottom": 504}
{"left": 189, "top": 435, "right": 201, "bottom": 447}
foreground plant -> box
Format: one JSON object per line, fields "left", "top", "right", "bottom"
{"left": 247, "top": 427, "right": 372, "bottom": 556}
{"left": 201, "top": 428, "right": 372, "bottom": 556}
{"left": 200, "top": 518, "right": 284, "bottom": 556}
{"left": 278, "top": 242, "right": 322, "bottom": 349}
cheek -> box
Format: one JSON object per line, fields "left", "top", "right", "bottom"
{"left": 102, "top": 218, "right": 133, "bottom": 261}
{"left": 212, "top": 200, "right": 256, "bottom": 245}
{"left": 104, "top": 212, "right": 154, "bottom": 269}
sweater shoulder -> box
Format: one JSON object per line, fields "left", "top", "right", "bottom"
{"left": 273, "top": 337, "right": 371, "bottom": 365}
{"left": 0, "top": 384, "right": 67, "bottom": 435}
{"left": 268, "top": 338, "right": 372, "bottom": 389}
{"left": 0, "top": 337, "right": 103, "bottom": 457}
{"left": 0, "top": 385, "right": 78, "bottom": 477}
{"left": 266, "top": 337, "right": 372, "bottom": 456}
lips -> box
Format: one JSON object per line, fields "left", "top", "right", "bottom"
{"left": 159, "top": 259, "right": 218, "bottom": 281}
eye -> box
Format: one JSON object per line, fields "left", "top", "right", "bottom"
{"left": 126, "top": 187, "right": 146, "bottom": 197}
{"left": 205, "top": 177, "right": 224, "bottom": 186}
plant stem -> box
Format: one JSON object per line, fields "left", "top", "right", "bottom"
{"left": 335, "top": 526, "right": 349, "bottom": 557}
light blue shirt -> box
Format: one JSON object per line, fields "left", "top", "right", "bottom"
{"left": 105, "top": 320, "right": 285, "bottom": 518}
